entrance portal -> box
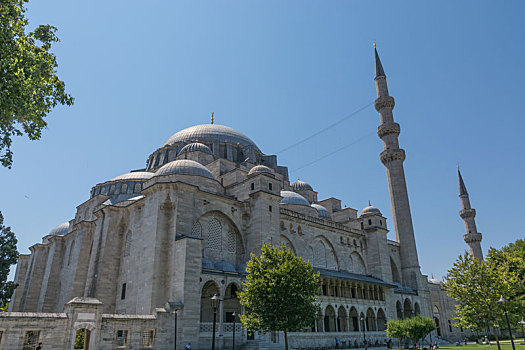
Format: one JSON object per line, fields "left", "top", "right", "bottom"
{"left": 74, "top": 329, "right": 91, "bottom": 350}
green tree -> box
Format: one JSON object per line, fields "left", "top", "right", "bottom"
{"left": 386, "top": 318, "right": 407, "bottom": 349}
{"left": 0, "top": 0, "right": 74, "bottom": 168}
{"left": 239, "top": 243, "right": 320, "bottom": 350}
{"left": 487, "top": 239, "right": 525, "bottom": 324}
{"left": 0, "top": 211, "right": 18, "bottom": 309}
{"left": 444, "top": 252, "right": 520, "bottom": 349}
{"left": 403, "top": 316, "right": 436, "bottom": 349}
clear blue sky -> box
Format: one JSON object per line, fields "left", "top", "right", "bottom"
{"left": 2, "top": 1, "right": 524, "bottom": 281}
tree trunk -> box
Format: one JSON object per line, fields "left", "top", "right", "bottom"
{"left": 284, "top": 329, "right": 288, "bottom": 350}
{"left": 493, "top": 326, "right": 501, "bottom": 350}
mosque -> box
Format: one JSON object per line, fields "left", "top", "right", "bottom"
{"left": 1, "top": 49, "right": 483, "bottom": 349}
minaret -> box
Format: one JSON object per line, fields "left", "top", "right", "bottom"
{"left": 458, "top": 167, "right": 483, "bottom": 260}
{"left": 374, "top": 46, "right": 422, "bottom": 289}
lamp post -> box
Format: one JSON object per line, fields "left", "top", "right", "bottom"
{"left": 497, "top": 296, "right": 516, "bottom": 350}
{"left": 166, "top": 301, "right": 184, "bottom": 350}
{"left": 211, "top": 294, "right": 220, "bottom": 350}
{"left": 519, "top": 320, "right": 525, "bottom": 344}
{"left": 360, "top": 315, "right": 366, "bottom": 347}
{"left": 232, "top": 312, "right": 236, "bottom": 350}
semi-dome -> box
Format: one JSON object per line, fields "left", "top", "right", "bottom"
{"left": 177, "top": 142, "right": 213, "bottom": 156}
{"left": 162, "top": 124, "right": 260, "bottom": 152}
{"left": 280, "top": 190, "right": 310, "bottom": 206}
{"left": 291, "top": 179, "right": 313, "bottom": 191}
{"left": 155, "top": 160, "right": 215, "bottom": 180}
{"left": 311, "top": 204, "right": 331, "bottom": 219}
{"left": 248, "top": 165, "right": 273, "bottom": 176}
{"left": 110, "top": 171, "right": 154, "bottom": 181}
{"left": 48, "top": 222, "right": 69, "bottom": 236}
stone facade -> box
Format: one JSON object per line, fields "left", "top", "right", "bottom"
{"left": 5, "top": 50, "right": 471, "bottom": 350}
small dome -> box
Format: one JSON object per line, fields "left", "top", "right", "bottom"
{"left": 429, "top": 278, "right": 442, "bottom": 285}
{"left": 248, "top": 165, "right": 273, "bottom": 176}
{"left": 155, "top": 160, "right": 215, "bottom": 180}
{"left": 110, "top": 171, "right": 153, "bottom": 181}
{"left": 214, "top": 260, "right": 236, "bottom": 273}
{"left": 49, "top": 222, "right": 69, "bottom": 236}
{"left": 361, "top": 205, "right": 381, "bottom": 216}
{"left": 178, "top": 142, "right": 212, "bottom": 156}
{"left": 280, "top": 190, "right": 310, "bottom": 206}
{"left": 311, "top": 204, "right": 331, "bottom": 219}
{"left": 291, "top": 179, "right": 313, "bottom": 191}
{"left": 202, "top": 257, "right": 214, "bottom": 270}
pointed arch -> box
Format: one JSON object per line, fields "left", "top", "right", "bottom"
{"left": 414, "top": 302, "right": 421, "bottom": 316}
{"left": 366, "top": 308, "right": 376, "bottom": 331}
{"left": 390, "top": 257, "right": 401, "bottom": 283}
{"left": 312, "top": 235, "right": 339, "bottom": 269}
{"left": 396, "top": 300, "right": 403, "bottom": 319}
{"left": 377, "top": 308, "right": 387, "bottom": 331}
{"left": 404, "top": 298, "right": 413, "bottom": 318}
{"left": 349, "top": 307, "right": 359, "bottom": 331}
{"left": 200, "top": 280, "right": 220, "bottom": 322}
{"left": 324, "top": 305, "right": 336, "bottom": 332}
{"left": 351, "top": 251, "right": 366, "bottom": 274}
{"left": 280, "top": 235, "right": 296, "bottom": 255}
{"left": 337, "top": 306, "right": 347, "bottom": 332}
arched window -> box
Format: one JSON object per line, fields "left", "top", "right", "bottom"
{"left": 227, "top": 231, "right": 236, "bottom": 254}
{"left": 207, "top": 218, "right": 222, "bottom": 251}
{"left": 124, "top": 231, "right": 132, "bottom": 257}
{"left": 68, "top": 240, "right": 75, "bottom": 266}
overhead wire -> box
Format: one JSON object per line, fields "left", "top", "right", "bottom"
{"left": 275, "top": 101, "right": 374, "bottom": 155}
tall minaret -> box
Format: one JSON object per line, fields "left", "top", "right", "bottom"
{"left": 458, "top": 167, "right": 483, "bottom": 260}
{"left": 374, "top": 46, "right": 422, "bottom": 290}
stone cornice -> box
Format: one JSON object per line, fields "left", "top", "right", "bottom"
{"left": 380, "top": 148, "right": 406, "bottom": 164}
{"left": 374, "top": 96, "right": 395, "bottom": 112}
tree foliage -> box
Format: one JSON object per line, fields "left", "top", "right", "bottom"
{"left": 239, "top": 243, "right": 320, "bottom": 350}
{"left": 386, "top": 316, "right": 435, "bottom": 349}
{"left": 0, "top": 210, "right": 18, "bottom": 309}
{"left": 443, "top": 252, "right": 520, "bottom": 332}
{"left": 0, "top": 0, "right": 74, "bottom": 168}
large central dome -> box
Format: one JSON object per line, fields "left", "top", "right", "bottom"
{"left": 162, "top": 124, "right": 260, "bottom": 152}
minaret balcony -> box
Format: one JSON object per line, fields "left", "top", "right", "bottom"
{"left": 463, "top": 232, "right": 482, "bottom": 243}
{"left": 374, "top": 95, "right": 395, "bottom": 111}
{"left": 380, "top": 148, "right": 405, "bottom": 164}
{"left": 377, "top": 122, "right": 400, "bottom": 139}
{"left": 459, "top": 208, "right": 476, "bottom": 219}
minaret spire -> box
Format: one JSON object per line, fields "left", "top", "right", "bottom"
{"left": 374, "top": 45, "right": 422, "bottom": 290}
{"left": 457, "top": 167, "right": 483, "bottom": 261}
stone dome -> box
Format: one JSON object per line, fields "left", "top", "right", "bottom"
{"left": 280, "top": 190, "right": 310, "bottom": 206}
{"left": 110, "top": 171, "right": 154, "bottom": 181}
{"left": 361, "top": 205, "right": 381, "bottom": 216}
{"left": 248, "top": 165, "right": 273, "bottom": 176}
{"left": 162, "top": 124, "right": 260, "bottom": 152}
{"left": 48, "top": 222, "right": 69, "bottom": 236}
{"left": 202, "top": 257, "right": 214, "bottom": 270}
{"left": 291, "top": 179, "right": 313, "bottom": 191}
{"left": 429, "top": 278, "right": 442, "bottom": 285}
{"left": 177, "top": 142, "right": 213, "bottom": 156}
{"left": 214, "top": 260, "right": 237, "bottom": 273}
{"left": 311, "top": 204, "right": 331, "bottom": 219}
{"left": 155, "top": 160, "right": 215, "bottom": 180}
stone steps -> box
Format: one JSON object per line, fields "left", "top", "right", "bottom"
{"left": 239, "top": 339, "right": 285, "bottom": 350}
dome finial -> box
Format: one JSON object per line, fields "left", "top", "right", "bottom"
{"left": 368, "top": 199, "right": 371, "bottom": 206}
{"left": 373, "top": 42, "right": 376, "bottom": 48}
{"left": 211, "top": 112, "right": 214, "bottom": 124}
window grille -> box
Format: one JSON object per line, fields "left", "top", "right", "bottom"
{"left": 207, "top": 218, "right": 222, "bottom": 251}
{"left": 116, "top": 330, "right": 128, "bottom": 348}
{"left": 23, "top": 331, "right": 40, "bottom": 350}
{"left": 227, "top": 231, "right": 236, "bottom": 254}
{"left": 141, "top": 330, "right": 155, "bottom": 347}
{"left": 191, "top": 222, "right": 202, "bottom": 238}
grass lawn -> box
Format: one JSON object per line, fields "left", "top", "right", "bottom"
{"left": 439, "top": 344, "right": 525, "bottom": 350}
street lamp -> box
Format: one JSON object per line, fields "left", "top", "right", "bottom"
{"left": 211, "top": 294, "right": 221, "bottom": 350}
{"left": 165, "top": 301, "right": 184, "bottom": 350}
{"left": 360, "top": 315, "right": 366, "bottom": 347}
{"left": 232, "top": 311, "right": 237, "bottom": 350}
{"left": 498, "top": 296, "right": 516, "bottom": 350}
